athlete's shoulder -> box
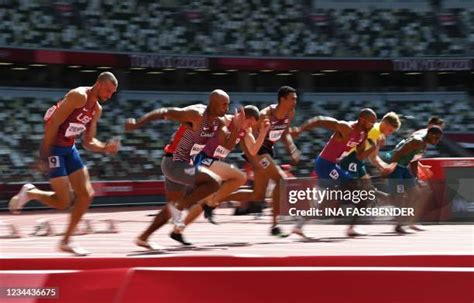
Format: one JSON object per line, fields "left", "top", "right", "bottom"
{"left": 260, "top": 104, "right": 274, "bottom": 116}
{"left": 185, "top": 103, "right": 206, "bottom": 115}
{"left": 340, "top": 120, "right": 353, "bottom": 128}
{"left": 65, "top": 87, "right": 88, "bottom": 107}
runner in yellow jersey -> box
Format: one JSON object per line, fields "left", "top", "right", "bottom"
{"left": 338, "top": 112, "right": 401, "bottom": 236}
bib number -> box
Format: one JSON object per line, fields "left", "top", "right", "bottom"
{"left": 48, "top": 156, "right": 60, "bottom": 168}
{"left": 268, "top": 130, "right": 284, "bottom": 142}
{"left": 190, "top": 144, "right": 205, "bottom": 156}
{"left": 65, "top": 123, "right": 86, "bottom": 137}
{"left": 213, "top": 146, "right": 230, "bottom": 158}
{"left": 348, "top": 163, "right": 358, "bottom": 172}
{"left": 329, "top": 169, "right": 340, "bottom": 180}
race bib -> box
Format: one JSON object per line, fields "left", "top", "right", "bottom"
{"left": 201, "top": 157, "right": 214, "bottom": 167}
{"left": 268, "top": 130, "right": 284, "bottom": 142}
{"left": 189, "top": 144, "right": 205, "bottom": 156}
{"left": 213, "top": 145, "right": 230, "bottom": 158}
{"left": 48, "top": 156, "right": 60, "bottom": 168}
{"left": 329, "top": 169, "right": 340, "bottom": 180}
{"left": 348, "top": 163, "right": 358, "bottom": 172}
{"left": 65, "top": 123, "right": 86, "bottom": 137}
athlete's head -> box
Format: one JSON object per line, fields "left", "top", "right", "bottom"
{"left": 358, "top": 108, "right": 377, "bottom": 132}
{"left": 208, "top": 89, "right": 230, "bottom": 117}
{"left": 277, "top": 86, "right": 297, "bottom": 110}
{"left": 95, "top": 72, "right": 118, "bottom": 102}
{"left": 380, "top": 112, "right": 401, "bottom": 137}
{"left": 428, "top": 116, "right": 445, "bottom": 129}
{"left": 243, "top": 105, "right": 260, "bottom": 128}
{"left": 426, "top": 126, "right": 443, "bottom": 145}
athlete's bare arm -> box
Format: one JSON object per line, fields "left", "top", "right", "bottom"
{"left": 355, "top": 139, "right": 378, "bottom": 161}
{"left": 216, "top": 107, "right": 245, "bottom": 150}
{"left": 281, "top": 109, "right": 301, "bottom": 162}
{"left": 125, "top": 104, "right": 205, "bottom": 131}
{"left": 241, "top": 118, "right": 270, "bottom": 155}
{"left": 82, "top": 105, "right": 119, "bottom": 155}
{"left": 290, "top": 116, "right": 352, "bottom": 140}
{"left": 40, "top": 89, "right": 86, "bottom": 160}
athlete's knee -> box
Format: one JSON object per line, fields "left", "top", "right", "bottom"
{"left": 56, "top": 194, "right": 72, "bottom": 210}
{"left": 252, "top": 190, "right": 266, "bottom": 201}
{"left": 196, "top": 170, "right": 221, "bottom": 192}
{"left": 75, "top": 187, "right": 94, "bottom": 204}
{"left": 235, "top": 170, "right": 247, "bottom": 186}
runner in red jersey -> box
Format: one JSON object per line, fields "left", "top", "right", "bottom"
{"left": 214, "top": 86, "right": 301, "bottom": 237}
{"left": 9, "top": 72, "right": 120, "bottom": 256}
{"left": 290, "top": 108, "right": 377, "bottom": 237}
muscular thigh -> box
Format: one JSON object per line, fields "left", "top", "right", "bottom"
{"left": 68, "top": 167, "right": 94, "bottom": 197}
{"left": 252, "top": 154, "right": 286, "bottom": 181}
{"left": 49, "top": 175, "right": 73, "bottom": 202}
{"left": 209, "top": 161, "right": 244, "bottom": 181}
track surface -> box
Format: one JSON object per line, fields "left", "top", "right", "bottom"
{"left": 1, "top": 206, "right": 472, "bottom": 258}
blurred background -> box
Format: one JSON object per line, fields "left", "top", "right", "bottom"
{"left": 0, "top": 0, "right": 473, "bottom": 184}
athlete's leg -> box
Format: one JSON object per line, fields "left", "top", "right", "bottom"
{"left": 25, "top": 177, "right": 73, "bottom": 209}
{"left": 180, "top": 161, "right": 247, "bottom": 229}
{"left": 138, "top": 189, "right": 184, "bottom": 243}
{"left": 174, "top": 166, "right": 221, "bottom": 210}
{"left": 223, "top": 167, "right": 269, "bottom": 204}
{"left": 62, "top": 167, "right": 94, "bottom": 246}
{"left": 207, "top": 162, "right": 247, "bottom": 206}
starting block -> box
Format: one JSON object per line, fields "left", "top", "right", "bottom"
{"left": 31, "top": 218, "right": 118, "bottom": 237}
{"left": 0, "top": 220, "right": 21, "bottom": 239}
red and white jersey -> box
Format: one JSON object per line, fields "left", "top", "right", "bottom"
{"left": 201, "top": 119, "right": 246, "bottom": 159}
{"left": 319, "top": 122, "right": 367, "bottom": 163}
{"left": 164, "top": 124, "right": 187, "bottom": 154}
{"left": 259, "top": 104, "right": 290, "bottom": 151}
{"left": 44, "top": 95, "right": 98, "bottom": 147}
{"left": 173, "top": 110, "right": 220, "bottom": 163}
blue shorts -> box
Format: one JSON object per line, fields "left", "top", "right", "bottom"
{"left": 315, "top": 156, "right": 354, "bottom": 187}
{"left": 387, "top": 165, "right": 416, "bottom": 194}
{"left": 48, "top": 145, "right": 85, "bottom": 179}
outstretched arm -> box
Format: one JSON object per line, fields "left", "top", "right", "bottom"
{"left": 82, "top": 106, "right": 119, "bottom": 154}
{"left": 291, "top": 115, "right": 352, "bottom": 139}
{"left": 125, "top": 104, "right": 204, "bottom": 131}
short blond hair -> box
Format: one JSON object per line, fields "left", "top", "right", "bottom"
{"left": 382, "top": 112, "right": 401, "bottom": 130}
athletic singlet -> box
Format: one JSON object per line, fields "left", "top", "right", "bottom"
{"left": 201, "top": 120, "right": 246, "bottom": 159}
{"left": 258, "top": 104, "right": 290, "bottom": 153}
{"left": 44, "top": 92, "right": 98, "bottom": 147}
{"left": 164, "top": 125, "right": 187, "bottom": 154}
{"left": 385, "top": 136, "right": 426, "bottom": 167}
{"left": 319, "top": 122, "right": 368, "bottom": 163}
{"left": 173, "top": 110, "right": 219, "bottom": 162}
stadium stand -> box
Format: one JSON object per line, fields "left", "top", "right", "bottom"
{"left": 1, "top": 89, "right": 471, "bottom": 182}
{"left": 1, "top": 0, "right": 472, "bottom": 57}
